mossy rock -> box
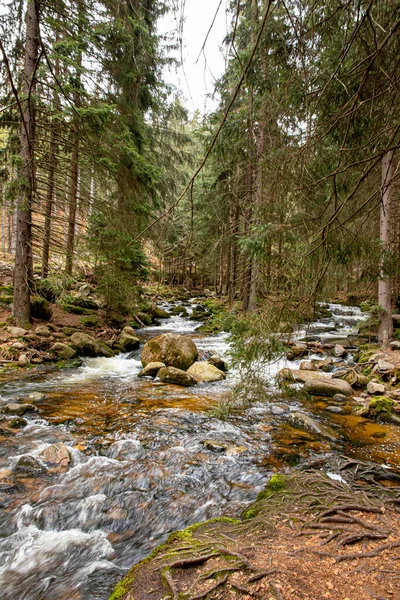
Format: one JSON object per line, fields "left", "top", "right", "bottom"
{"left": 31, "top": 296, "right": 52, "bottom": 320}
{"left": 63, "top": 304, "right": 94, "bottom": 315}
{"left": 80, "top": 315, "right": 100, "bottom": 328}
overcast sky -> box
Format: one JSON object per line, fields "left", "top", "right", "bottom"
{"left": 158, "top": 0, "right": 231, "bottom": 115}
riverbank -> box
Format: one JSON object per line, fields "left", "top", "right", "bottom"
{"left": 109, "top": 463, "right": 400, "bottom": 600}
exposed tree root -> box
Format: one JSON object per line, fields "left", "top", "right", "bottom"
{"left": 188, "top": 575, "right": 228, "bottom": 600}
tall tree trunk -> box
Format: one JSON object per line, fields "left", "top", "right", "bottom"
{"left": 378, "top": 150, "right": 394, "bottom": 348}
{"left": 13, "top": 0, "right": 39, "bottom": 327}
{"left": 41, "top": 49, "right": 60, "bottom": 278}
{"left": 64, "top": 6, "right": 82, "bottom": 277}
{"left": 65, "top": 131, "right": 79, "bottom": 276}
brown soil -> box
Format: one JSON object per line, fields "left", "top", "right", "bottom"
{"left": 112, "top": 470, "right": 400, "bottom": 600}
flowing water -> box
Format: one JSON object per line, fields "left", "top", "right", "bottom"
{"left": 0, "top": 301, "right": 399, "bottom": 600}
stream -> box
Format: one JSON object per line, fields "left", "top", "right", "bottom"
{"left": 0, "top": 301, "right": 399, "bottom": 600}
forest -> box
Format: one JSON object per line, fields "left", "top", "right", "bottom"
{"left": 0, "top": 1, "right": 400, "bottom": 600}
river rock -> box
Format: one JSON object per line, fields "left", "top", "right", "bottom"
{"left": 208, "top": 355, "right": 227, "bottom": 372}
{"left": 333, "top": 393, "right": 348, "bottom": 403}
{"left": 9, "top": 417, "right": 28, "bottom": 428}
{"left": 27, "top": 392, "right": 45, "bottom": 402}
{"left": 36, "top": 325, "right": 51, "bottom": 337}
{"left": 14, "top": 455, "right": 46, "bottom": 475}
{"left": 187, "top": 362, "right": 226, "bottom": 382}
{"left": 299, "top": 361, "right": 318, "bottom": 371}
{"left": 40, "top": 442, "right": 71, "bottom": 466}
{"left": 288, "top": 412, "right": 337, "bottom": 440}
{"left": 7, "top": 326, "right": 28, "bottom": 337}
{"left": 70, "top": 332, "right": 113, "bottom": 357}
{"left": 390, "top": 341, "right": 400, "bottom": 351}
{"left": 1, "top": 403, "right": 38, "bottom": 416}
{"left": 158, "top": 366, "right": 198, "bottom": 387}
{"left": 202, "top": 440, "right": 227, "bottom": 452}
{"left": 138, "top": 362, "right": 165, "bottom": 377}
{"left": 11, "top": 341, "right": 25, "bottom": 350}
{"left": 50, "top": 342, "right": 77, "bottom": 359}
{"left": 141, "top": 333, "right": 198, "bottom": 371}
{"left": 304, "top": 378, "right": 353, "bottom": 396}
{"left": 122, "top": 326, "right": 137, "bottom": 337}
{"left": 18, "top": 354, "right": 29, "bottom": 367}
{"left": 119, "top": 332, "right": 140, "bottom": 351}
{"left": 333, "top": 344, "right": 347, "bottom": 358}
{"left": 150, "top": 305, "right": 171, "bottom": 319}
{"left": 279, "top": 368, "right": 332, "bottom": 384}
{"left": 376, "top": 359, "right": 395, "bottom": 374}
{"left": 367, "top": 381, "right": 385, "bottom": 395}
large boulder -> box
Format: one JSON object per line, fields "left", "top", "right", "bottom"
{"left": 158, "top": 366, "right": 198, "bottom": 387}
{"left": 70, "top": 332, "right": 113, "bottom": 357}
{"left": 304, "top": 378, "right": 353, "bottom": 397}
{"left": 279, "top": 368, "right": 331, "bottom": 384}
{"left": 141, "top": 333, "right": 198, "bottom": 371}
{"left": 187, "top": 362, "right": 226, "bottom": 382}
{"left": 50, "top": 342, "right": 77, "bottom": 359}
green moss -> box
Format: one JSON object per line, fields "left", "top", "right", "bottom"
{"left": 257, "top": 474, "right": 286, "bottom": 502}
{"left": 368, "top": 396, "right": 394, "bottom": 416}
{"left": 242, "top": 508, "right": 257, "bottom": 520}
{"left": 80, "top": 315, "right": 99, "bottom": 327}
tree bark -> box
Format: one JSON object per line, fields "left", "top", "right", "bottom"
{"left": 65, "top": 131, "right": 79, "bottom": 276}
{"left": 378, "top": 150, "right": 394, "bottom": 348}
{"left": 13, "top": 0, "right": 39, "bottom": 327}
{"left": 41, "top": 48, "right": 60, "bottom": 279}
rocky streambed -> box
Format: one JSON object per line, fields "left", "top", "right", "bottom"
{"left": 0, "top": 301, "right": 399, "bottom": 600}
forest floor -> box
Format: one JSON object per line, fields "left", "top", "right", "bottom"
{"left": 110, "top": 470, "right": 400, "bottom": 600}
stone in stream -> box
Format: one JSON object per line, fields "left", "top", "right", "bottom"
{"left": 208, "top": 355, "right": 227, "bottom": 372}
{"left": 157, "top": 366, "right": 198, "bottom": 387}
{"left": 50, "top": 342, "right": 77, "bottom": 359}
{"left": 9, "top": 417, "right": 28, "bottom": 428}
{"left": 119, "top": 331, "right": 140, "bottom": 351}
{"left": 150, "top": 305, "right": 171, "bottom": 319}
{"left": 138, "top": 362, "right": 165, "bottom": 377}
{"left": 39, "top": 442, "right": 71, "bottom": 466}
{"left": 26, "top": 392, "right": 46, "bottom": 402}
{"left": 288, "top": 412, "right": 337, "bottom": 440}
{"left": 333, "top": 344, "right": 347, "bottom": 358}
{"left": 187, "top": 362, "right": 226, "bottom": 382}
{"left": 333, "top": 393, "right": 348, "bottom": 403}
{"left": 141, "top": 333, "right": 198, "bottom": 371}
{"left": 70, "top": 332, "right": 114, "bottom": 357}
{"left": 304, "top": 378, "right": 353, "bottom": 397}
{"left": 14, "top": 455, "right": 46, "bottom": 475}
{"left": 1, "top": 403, "right": 38, "bottom": 416}
{"left": 299, "top": 360, "right": 318, "bottom": 371}
{"left": 279, "top": 368, "right": 335, "bottom": 384}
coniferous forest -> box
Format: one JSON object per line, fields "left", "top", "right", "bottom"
{"left": 0, "top": 2, "right": 400, "bottom": 600}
